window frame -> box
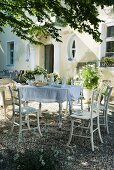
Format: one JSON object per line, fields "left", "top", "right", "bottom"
{"left": 107, "top": 26, "right": 114, "bottom": 38}
{"left": 67, "top": 35, "right": 77, "bottom": 61}
{"left": 7, "top": 41, "right": 14, "bottom": 66}
{"left": 105, "top": 25, "right": 114, "bottom": 57}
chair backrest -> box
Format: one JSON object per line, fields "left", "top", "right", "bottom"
{"left": 9, "top": 86, "right": 21, "bottom": 114}
{"left": 104, "top": 85, "right": 113, "bottom": 109}
{"left": 91, "top": 89, "right": 102, "bottom": 117}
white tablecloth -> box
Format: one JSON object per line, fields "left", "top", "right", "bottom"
{"left": 18, "top": 84, "right": 81, "bottom": 128}
{"left": 18, "top": 84, "right": 81, "bottom": 103}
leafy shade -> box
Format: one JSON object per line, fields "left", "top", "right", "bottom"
{"left": 0, "top": 0, "right": 114, "bottom": 44}
{"left": 81, "top": 65, "right": 99, "bottom": 89}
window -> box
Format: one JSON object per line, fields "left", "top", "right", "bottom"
{"left": 7, "top": 42, "right": 14, "bottom": 65}
{"left": 68, "top": 37, "right": 76, "bottom": 61}
{"left": 107, "top": 26, "right": 114, "bottom": 37}
{"left": 106, "top": 41, "right": 114, "bottom": 52}
{"left": 72, "top": 40, "right": 76, "bottom": 58}
{"left": 105, "top": 25, "right": 114, "bottom": 57}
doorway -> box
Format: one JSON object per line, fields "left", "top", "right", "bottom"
{"left": 44, "top": 44, "right": 54, "bottom": 73}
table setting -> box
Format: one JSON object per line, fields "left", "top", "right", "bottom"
{"left": 15, "top": 73, "right": 81, "bottom": 129}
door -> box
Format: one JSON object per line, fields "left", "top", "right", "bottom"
{"left": 44, "top": 44, "right": 54, "bottom": 74}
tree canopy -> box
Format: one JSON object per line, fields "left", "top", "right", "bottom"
{"left": 0, "top": 0, "right": 114, "bottom": 44}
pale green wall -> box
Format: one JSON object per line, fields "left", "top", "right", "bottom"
{"left": 0, "top": 27, "right": 36, "bottom": 71}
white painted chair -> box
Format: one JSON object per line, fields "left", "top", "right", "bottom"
{"left": 0, "top": 79, "right": 15, "bottom": 119}
{"left": 73, "top": 80, "right": 84, "bottom": 110}
{"left": 67, "top": 89, "right": 103, "bottom": 151}
{"left": 9, "top": 87, "right": 42, "bottom": 142}
{"left": 99, "top": 85, "right": 113, "bottom": 134}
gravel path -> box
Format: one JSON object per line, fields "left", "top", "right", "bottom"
{"left": 0, "top": 102, "right": 114, "bottom": 170}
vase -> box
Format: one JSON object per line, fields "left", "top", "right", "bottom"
{"left": 26, "top": 80, "right": 33, "bottom": 85}
{"left": 48, "top": 75, "right": 54, "bottom": 85}
{"left": 83, "top": 88, "right": 92, "bottom": 102}
{"left": 35, "top": 74, "right": 44, "bottom": 82}
{"left": 62, "top": 77, "right": 66, "bottom": 85}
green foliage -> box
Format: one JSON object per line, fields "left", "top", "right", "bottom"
{"left": 101, "top": 57, "right": 114, "bottom": 64}
{"left": 18, "top": 75, "right": 27, "bottom": 84}
{"left": 55, "top": 17, "right": 67, "bottom": 27}
{"left": 23, "top": 70, "right": 34, "bottom": 80}
{"left": 0, "top": 0, "right": 114, "bottom": 44}
{"left": 48, "top": 72, "right": 61, "bottom": 81}
{"left": 33, "top": 66, "right": 47, "bottom": 77}
{"left": 17, "top": 71, "right": 26, "bottom": 84}
{"left": 80, "top": 65, "right": 99, "bottom": 89}
{"left": 66, "top": 77, "right": 73, "bottom": 85}
{"left": 16, "top": 67, "right": 47, "bottom": 83}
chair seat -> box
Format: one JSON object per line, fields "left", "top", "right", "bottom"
{"left": 71, "top": 110, "right": 98, "bottom": 120}
{"left": 14, "top": 106, "right": 38, "bottom": 115}
{"left": 92, "top": 103, "right": 106, "bottom": 111}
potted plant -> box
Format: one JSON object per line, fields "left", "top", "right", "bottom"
{"left": 33, "top": 66, "right": 47, "bottom": 81}
{"left": 80, "top": 65, "right": 99, "bottom": 101}
{"left": 24, "top": 70, "right": 34, "bottom": 80}
{"left": 100, "top": 57, "right": 114, "bottom": 67}
{"left": 47, "top": 72, "right": 61, "bottom": 84}
{"left": 23, "top": 70, "right": 34, "bottom": 84}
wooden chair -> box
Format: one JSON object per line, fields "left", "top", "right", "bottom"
{"left": 67, "top": 89, "right": 103, "bottom": 151}
{"left": 9, "top": 86, "right": 42, "bottom": 142}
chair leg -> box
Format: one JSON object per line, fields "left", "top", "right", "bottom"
{"left": 90, "top": 120, "right": 94, "bottom": 151}
{"left": 26, "top": 115, "right": 30, "bottom": 130}
{"left": 39, "top": 102, "right": 42, "bottom": 117}
{"left": 18, "top": 115, "right": 23, "bottom": 143}
{"left": 97, "top": 117, "right": 103, "bottom": 143}
{"left": 65, "top": 100, "right": 68, "bottom": 115}
{"left": 80, "top": 98, "right": 83, "bottom": 110}
{"left": 4, "top": 107, "right": 6, "bottom": 119}
{"left": 105, "top": 110, "right": 109, "bottom": 134}
{"left": 11, "top": 114, "right": 15, "bottom": 133}
{"left": 36, "top": 112, "right": 42, "bottom": 136}
{"left": 67, "top": 120, "right": 74, "bottom": 146}
{"left": 2, "top": 91, "right": 6, "bottom": 119}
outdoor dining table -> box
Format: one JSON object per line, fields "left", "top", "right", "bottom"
{"left": 18, "top": 84, "right": 81, "bottom": 128}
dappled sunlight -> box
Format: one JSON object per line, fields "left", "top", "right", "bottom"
{"left": 0, "top": 101, "right": 114, "bottom": 169}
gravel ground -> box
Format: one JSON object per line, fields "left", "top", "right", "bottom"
{"left": 0, "top": 102, "right": 114, "bottom": 170}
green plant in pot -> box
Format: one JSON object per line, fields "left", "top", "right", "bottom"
{"left": 47, "top": 72, "right": 61, "bottom": 84}
{"left": 33, "top": 66, "right": 47, "bottom": 81}
{"left": 80, "top": 65, "right": 99, "bottom": 101}
{"left": 22, "top": 70, "right": 34, "bottom": 85}
{"left": 101, "top": 57, "right": 114, "bottom": 66}
{"left": 24, "top": 70, "right": 34, "bottom": 80}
